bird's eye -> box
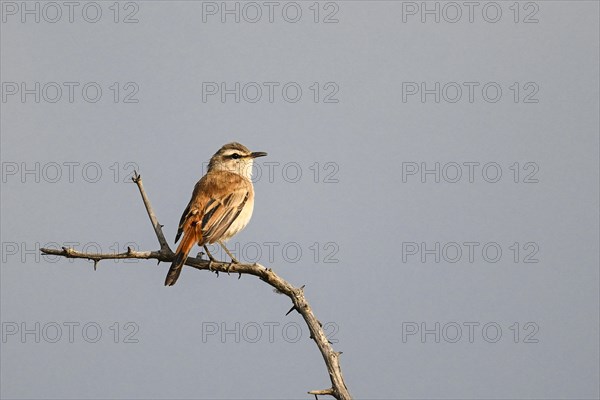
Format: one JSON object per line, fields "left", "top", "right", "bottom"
{"left": 231, "top": 153, "right": 241, "bottom": 159}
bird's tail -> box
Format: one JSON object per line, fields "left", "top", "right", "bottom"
{"left": 165, "top": 232, "right": 196, "bottom": 286}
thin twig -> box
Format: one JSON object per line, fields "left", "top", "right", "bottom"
{"left": 131, "top": 171, "right": 172, "bottom": 254}
{"left": 309, "top": 388, "right": 335, "bottom": 396}
{"left": 40, "top": 173, "right": 351, "bottom": 400}
{"left": 41, "top": 247, "right": 170, "bottom": 263}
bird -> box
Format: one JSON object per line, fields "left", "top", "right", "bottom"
{"left": 164, "top": 142, "right": 267, "bottom": 286}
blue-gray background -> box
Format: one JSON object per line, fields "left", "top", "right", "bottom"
{"left": 1, "top": 1, "right": 598, "bottom": 399}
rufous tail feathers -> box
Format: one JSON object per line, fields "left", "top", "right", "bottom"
{"left": 165, "top": 229, "right": 197, "bottom": 286}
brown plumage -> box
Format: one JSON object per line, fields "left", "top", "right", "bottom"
{"left": 165, "top": 143, "right": 267, "bottom": 286}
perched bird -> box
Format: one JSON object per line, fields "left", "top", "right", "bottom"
{"left": 165, "top": 142, "right": 267, "bottom": 286}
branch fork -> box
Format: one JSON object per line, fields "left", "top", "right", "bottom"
{"left": 40, "top": 171, "right": 351, "bottom": 400}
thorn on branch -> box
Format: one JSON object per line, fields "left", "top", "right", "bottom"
{"left": 93, "top": 259, "right": 99, "bottom": 271}
{"left": 286, "top": 305, "right": 298, "bottom": 316}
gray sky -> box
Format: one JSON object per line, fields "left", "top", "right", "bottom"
{"left": 1, "top": 1, "right": 599, "bottom": 399}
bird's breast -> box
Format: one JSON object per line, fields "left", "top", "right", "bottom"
{"left": 221, "top": 196, "right": 255, "bottom": 241}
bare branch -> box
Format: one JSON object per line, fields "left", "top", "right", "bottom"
{"left": 40, "top": 246, "right": 169, "bottom": 263}
{"left": 40, "top": 173, "right": 351, "bottom": 400}
{"left": 309, "top": 388, "right": 335, "bottom": 396}
{"left": 131, "top": 171, "right": 172, "bottom": 254}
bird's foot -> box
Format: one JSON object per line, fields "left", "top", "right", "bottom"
{"left": 226, "top": 259, "right": 239, "bottom": 275}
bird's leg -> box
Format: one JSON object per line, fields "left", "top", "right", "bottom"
{"left": 203, "top": 245, "right": 217, "bottom": 272}
{"left": 219, "top": 241, "right": 239, "bottom": 263}
{"left": 218, "top": 241, "right": 239, "bottom": 274}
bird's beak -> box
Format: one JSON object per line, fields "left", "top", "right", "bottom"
{"left": 250, "top": 151, "right": 268, "bottom": 158}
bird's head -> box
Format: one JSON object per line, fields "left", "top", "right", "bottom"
{"left": 208, "top": 142, "right": 267, "bottom": 180}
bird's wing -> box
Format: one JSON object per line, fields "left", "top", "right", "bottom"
{"left": 175, "top": 203, "right": 191, "bottom": 243}
{"left": 175, "top": 172, "right": 250, "bottom": 246}
{"left": 201, "top": 189, "right": 249, "bottom": 243}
